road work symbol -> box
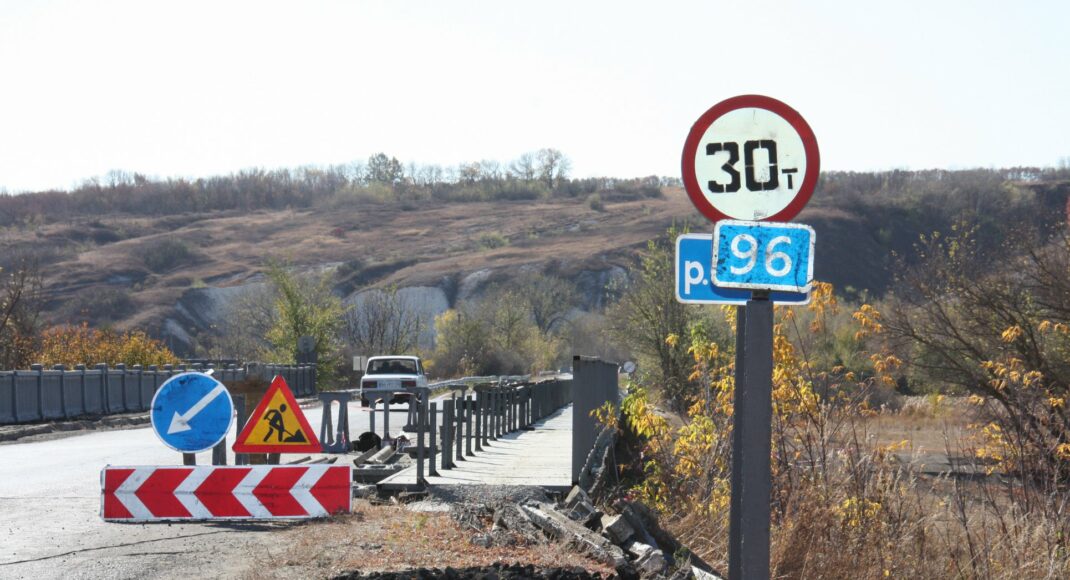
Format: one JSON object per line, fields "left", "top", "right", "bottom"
{"left": 233, "top": 376, "right": 321, "bottom": 453}
{"left": 150, "top": 372, "right": 234, "bottom": 453}
{"left": 262, "top": 404, "right": 308, "bottom": 443}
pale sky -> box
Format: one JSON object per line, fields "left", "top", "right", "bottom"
{"left": 1, "top": 0, "right": 1067, "bottom": 193}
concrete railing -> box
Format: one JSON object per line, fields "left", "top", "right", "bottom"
{"left": 570, "top": 356, "right": 620, "bottom": 482}
{"left": 0, "top": 363, "right": 316, "bottom": 425}
{"left": 413, "top": 377, "right": 573, "bottom": 482}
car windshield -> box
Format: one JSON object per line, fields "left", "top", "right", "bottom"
{"left": 367, "top": 359, "right": 417, "bottom": 375}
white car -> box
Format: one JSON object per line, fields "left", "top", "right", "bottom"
{"left": 359, "top": 356, "right": 428, "bottom": 406}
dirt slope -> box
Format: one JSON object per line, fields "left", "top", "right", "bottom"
{"left": 5, "top": 187, "right": 895, "bottom": 344}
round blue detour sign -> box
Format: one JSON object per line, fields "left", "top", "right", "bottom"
{"left": 150, "top": 372, "right": 235, "bottom": 453}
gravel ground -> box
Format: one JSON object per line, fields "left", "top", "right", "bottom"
{"left": 333, "top": 563, "right": 609, "bottom": 579}
{"left": 253, "top": 500, "right": 615, "bottom": 579}
{"left": 425, "top": 485, "right": 553, "bottom": 506}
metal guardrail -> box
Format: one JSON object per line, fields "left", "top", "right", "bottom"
{"left": 427, "top": 374, "right": 532, "bottom": 390}
{"left": 411, "top": 377, "right": 574, "bottom": 484}
{"left": 0, "top": 363, "right": 316, "bottom": 425}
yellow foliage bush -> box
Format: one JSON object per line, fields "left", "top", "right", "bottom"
{"left": 35, "top": 323, "right": 180, "bottom": 368}
{"left": 613, "top": 273, "right": 1070, "bottom": 577}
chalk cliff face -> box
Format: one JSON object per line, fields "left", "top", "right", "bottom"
{"left": 342, "top": 285, "right": 450, "bottom": 349}
{"left": 24, "top": 177, "right": 1020, "bottom": 357}
{"left": 163, "top": 264, "right": 632, "bottom": 356}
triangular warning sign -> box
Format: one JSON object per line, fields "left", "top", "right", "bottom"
{"left": 233, "top": 375, "right": 321, "bottom": 453}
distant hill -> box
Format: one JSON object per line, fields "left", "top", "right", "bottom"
{"left": 1, "top": 166, "right": 1066, "bottom": 355}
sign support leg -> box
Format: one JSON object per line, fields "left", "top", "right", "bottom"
{"left": 729, "top": 296, "right": 773, "bottom": 580}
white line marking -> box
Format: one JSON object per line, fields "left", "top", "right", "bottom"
{"left": 233, "top": 467, "right": 272, "bottom": 518}
{"left": 292, "top": 466, "right": 327, "bottom": 517}
{"left": 114, "top": 467, "right": 155, "bottom": 521}
{"left": 174, "top": 466, "right": 213, "bottom": 519}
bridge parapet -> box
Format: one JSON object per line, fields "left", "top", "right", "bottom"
{"left": 571, "top": 356, "right": 620, "bottom": 484}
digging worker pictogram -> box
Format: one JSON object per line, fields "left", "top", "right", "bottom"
{"left": 261, "top": 404, "right": 306, "bottom": 443}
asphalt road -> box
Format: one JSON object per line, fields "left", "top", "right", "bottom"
{"left": 0, "top": 397, "right": 436, "bottom": 579}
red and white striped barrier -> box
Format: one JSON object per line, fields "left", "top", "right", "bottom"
{"left": 101, "top": 465, "right": 351, "bottom": 521}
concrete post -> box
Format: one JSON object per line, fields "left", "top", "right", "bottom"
{"left": 498, "top": 390, "right": 505, "bottom": 437}
{"left": 369, "top": 399, "right": 376, "bottom": 436}
{"left": 482, "top": 392, "right": 490, "bottom": 446}
{"left": 234, "top": 394, "right": 248, "bottom": 466}
{"left": 10, "top": 371, "right": 18, "bottom": 423}
{"left": 132, "top": 365, "right": 143, "bottom": 410}
{"left": 474, "top": 393, "right": 483, "bottom": 452}
{"left": 429, "top": 401, "right": 439, "bottom": 476}
{"left": 416, "top": 396, "right": 425, "bottom": 485}
{"left": 441, "top": 399, "right": 453, "bottom": 470}
{"left": 31, "top": 364, "right": 43, "bottom": 420}
{"left": 54, "top": 365, "right": 67, "bottom": 419}
{"left": 115, "top": 363, "right": 127, "bottom": 411}
{"left": 455, "top": 398, "right": 464, "bottom": 461}
{"left": 465, "top": 396, "right": 473, "bottom": 456}
{"left": 383, "top": 398, "right": 390, "bottom": 449}
{"left": 76, "top": 365, "right": 87, "bottom": 416}
{"left": 97, "top": 364, "right": 110, "bottom": 413}
{"left": 212, "top": 440, "right": 227, "bottom": 465}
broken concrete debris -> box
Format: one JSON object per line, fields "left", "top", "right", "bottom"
{"left": 410, "top": 482, "right": 723, "bottom": 579}
{"left": 600, "top": 514, "right": 635, "bottom": 545}
{"left": 636, "top": 549, "right": 668, "bottom": 577}
{"left": 623, "top": 539, "right": 655, "bottom": 561}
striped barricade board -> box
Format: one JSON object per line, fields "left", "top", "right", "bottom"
{"left": 101, "top": 465, "right": 351, "bottom": 521}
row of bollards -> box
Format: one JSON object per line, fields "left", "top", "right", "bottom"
{"left": 413, "top": 379, "right": 572, "bottom": 485}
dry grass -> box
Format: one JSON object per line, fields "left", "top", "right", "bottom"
{"left": 659, "top": 407, "right": 1070, "bottom": 579}
{"left": 244, "top": 501, "right": 614, "bottom": 579}
{"left": 17, "top": 192, "right": 698, "bottom": 333}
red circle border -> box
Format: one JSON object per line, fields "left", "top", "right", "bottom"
{"left": 680, "top": 94, "right": 820, "bottom": 223}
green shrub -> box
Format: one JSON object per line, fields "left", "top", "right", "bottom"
{"left": 478, "top": 232, "right": 509, "bottom": 250}
{"left": 140, "top": 238, "right": 197, "bottom": 273}
{"left": 588, "top": 194, "right": 605, "bottom": 212}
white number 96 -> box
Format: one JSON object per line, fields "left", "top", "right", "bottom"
{"left": 729, "top": 234, "right": 792, "bottom": 277}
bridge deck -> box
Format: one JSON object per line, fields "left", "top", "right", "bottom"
{"left": 379, "top": 405, "right": 573, "bottom": 491}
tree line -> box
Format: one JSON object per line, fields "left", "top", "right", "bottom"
{"left": 0, "top": 148, "right": 668, "bottom": 227}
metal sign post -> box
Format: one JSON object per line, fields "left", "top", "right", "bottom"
{"left": 680, "top": 94, "right": 820, "bottom": 580}
{"left": 730, "top": 296, "right": 774, "bottom": 579}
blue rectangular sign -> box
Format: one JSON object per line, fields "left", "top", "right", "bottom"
{"left": 713, "top": 220, "right": 815, "bottom": 293}
{"left": 675, "top": 234, "right": 809, "bottom": 305}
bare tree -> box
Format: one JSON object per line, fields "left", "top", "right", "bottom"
{"left": 509, "top": 152, "right": 538, "bottom": 181}
{"left": 536, "top": 148, "right": 571, "bottom": 189}
{"left": 202, "top": 284, "right": 277, "bottom": 361}
{"left": 344, "top": 286, "right": 423, "bottom": 355}
{"left": 606, "top": 227, "right": 695, "bottom": 411}
{"left": 457, "top": 162, "right": 483, "bottom": 185}
{"left": 0, "top": 259, "right": 42, "bottom": 369}
{"left": 521, "top": 273, "right": 577, "bottom": 334}
{"left": 885, "top": 226, "right": 1070, "bottom": 483}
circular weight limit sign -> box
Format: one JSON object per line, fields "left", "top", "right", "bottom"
{"left": 682, "top": 95, "right": 820, "bottom": 223}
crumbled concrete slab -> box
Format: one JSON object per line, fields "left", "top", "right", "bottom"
{"left": 601, "top": 514, "right": 635, "bottom": 544}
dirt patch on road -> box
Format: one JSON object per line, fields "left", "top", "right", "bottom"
{"left": 244, "top": 501, "right": 614, "bottom": 580}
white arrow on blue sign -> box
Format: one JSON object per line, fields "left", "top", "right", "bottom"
{"left": 150, "top": 372, "right": 234, "bottom": 453}
{"left": 713, "top": 220, "right": 815, "bottom": 293}
{"left": 676, "top": 233, "right": 809, "bottom": 305}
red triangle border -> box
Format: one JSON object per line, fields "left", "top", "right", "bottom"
{"left": 232, "top": 375, "right": 322, "bottom": 453}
